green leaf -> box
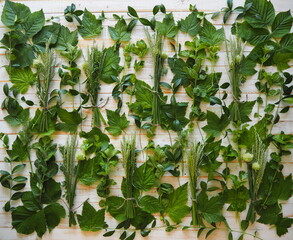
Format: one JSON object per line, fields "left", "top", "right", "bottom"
{"left": 56, "top": 108, "right": 82, "bottom": 133}
{"left": 23, "top": 10, "right": 45, "bottom": 37}
{"left": 178, "top": 12, "right": 201, "bottom": 37}
{"left": 257, "top": 203, "right": 281, "bottom": 224}
{"left": 138, "top": 195, "right": 163, "bottom": 213}
{"left": 200, "top": 19, "right": 224, "bottom": 46}
{"left": 12, "top": 44, "right": 35, "bottom": 67}
{"left": 271, "top": 11, "right": 293, "bottom": 38}
{"left": 41, "top": 178, "right": 62, "bottom": 204}
{"left": 78, "top": 9, "right": 103, "bottom": 38}
{"left": 165, "top": 183, "right": 190, "bottom": 223}
{"left": 1, "top": 0, "right": 31, "bottom": 27}
{"left": 156, "top": 13, "right": 178, "bottom": 38}
{"left": 33, "top": 23, "right": 60, "bottom": 48}
{"left": 78, "top": 157, "right": 102, "bottom": 185}
{"left": 198, "top": 192, "right": 225, "bottom": 223}
{"left": 224, "top": 186, "right": 250, "bottom": 212}
{"left": 108, "top": 18, "right": 131, "bottom": 42}
{"left": 280, "top": 33, "right": 293, "bottom": 52}
{"left": 44, "top": 203, "right": 66, "bottom": 231}
{"left": 244, "top": 0, "right": 275, "bottom": 28}
{"left": 202, "top": 111, "right": 229, "bottom": 137}
{"left": 7, "top": 136, "right": 29, "bottom": 161}
{"left": 55, "top": 26, "right": 78, "bottom": 50}
{"left": 6, "top": 67, "right": 36, "bottom": 93}
{"left": 275, "top": 216, "right": 293, "bottom": 236}
{"left": 106, "top": 196, "right": 127, "bottom": 221}
{"left": 77, "top": 201, "right": 107, "bottom": 231}
{"left": 133, "top": 163, "right": 156, "bottom": 191}
{"left": 128, "top": 6, "right": 138, "bottom": 18}
{"left": 100, "top": 46, "right": 123, "bottom": 83}
{"left": 105, "top": 110, "right": 129, "bottom": 136}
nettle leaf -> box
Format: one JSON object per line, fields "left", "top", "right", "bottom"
{"left": 202, "top": 111, "right": 229, "bottom": 137}
{"left": 1, "top": 0, "right": 31, "bottom": 27}
{"left": 165, "top": 183, "right": 190, "bottom": 223}
{"left": 271, "top": 11, "right": 293, "bottom": 38}
{"left": 244, "top": 0, "right": 275, "bottom": 28}
{"left": 23, "top": 10, "right": 45, "bottom": 37}
{"left": 55, "top": 25, "right": 78, "bottom": 50}
{"left": 178, "top": 12, "right": 201, "bottom": 37}
{"left": 56, "top": 108, "right": 82, "bottom": 133}
{"left": 77, "top": 201, "right": 107, "bottom": 231}
{"left": 198, "top": 191, "right": 225, "bottom": 223}
{"left": 199, "top": 19, "right": 224, "bottom": 46}
{"left": 138, "top": 195, "right": 163, "bottom": 213}
{"left": 100, "top": 46, "right": 123, "bottom": 83}
{"left": 6, "top": 66, "right": 36, "bottom": 93}
{"left": 78, "top": 9, "right": 103, "bottom": 38}
{"left": 156, "top": 13, "right": 178, "bottom": 38}
{"left": 105, "top": 110, "right": 129, "bottom": 136}
{"left": 133, "top": 163, "right": 156, "bottom": 191}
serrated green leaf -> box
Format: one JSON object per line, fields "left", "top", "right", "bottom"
{"left": 202, "top": 111, "right": 229, "bottom": 137}
{"left": 23, "top": 10, "right": 45, "bottom": 37}
{"left": 6, "top": 67, "right": 36, "bottom": 93}
{"left": 78, "top": 9, "right": 103, "bottom": 38}
{"left": 106, "top": 110, "right": 129, "bottom": 136}
{"left": 138, "top": 195, "right": 163, "bottom": 213}
{"left": 178, "top": 12, "right": 201, "bottom": 37}
{"left": 133, "top": 163, "right": 156, "bottom": 191}
{"left": 271, "top": 11, "right": 293, "bottom": 38}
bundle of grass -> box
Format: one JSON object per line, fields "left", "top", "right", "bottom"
{"left": 60, "top": 134, "right": 80, "bottom": 226}
{"left": 121, "top": 136, "right": 137, "bottom": 218}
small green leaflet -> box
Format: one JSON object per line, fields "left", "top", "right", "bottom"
{"left": 5, "top": 66, "right": 36, "bottom": 94}
{"left": 78, "top": 9, "right": 103, "bottom": 39}
{"left": 105, "top": 110, "right": 129, "bottom": 136}
{"left": 244, "top": 0, "right": 275, "bottom": 28}
{"left": 199, "top": 19, "right": 224, "bottom": 46}
{"left": 77, "top": 201, "right": 107, "bottom": 231}
{"left": 164, "top": 183, "right": 190, "bottom": 223}
{"left": 56, "top": 109, "right": 82, "bottom": 133}
{"left": 178, "top": 12, "right": 201, "bottom": 37}
{"left": 202, "top": 111, "right": 229, "bottom": 137}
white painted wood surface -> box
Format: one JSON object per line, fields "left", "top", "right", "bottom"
{"left": 0, "top": 0, "right": 292, "bottom": 239}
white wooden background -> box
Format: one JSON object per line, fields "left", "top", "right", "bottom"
{"left": 0, "top": 0, "right": 292, "bottom": 239}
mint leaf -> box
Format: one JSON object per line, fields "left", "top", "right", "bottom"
{"left": 271, "top": 11, "right": 293, "bottom": 38}
{"left": 77, "top": 201, "right": 107, "bottom": 231}
{"left": 78, "top": 9, "right": 103, "bottom": 38}
{"left": 138, "top": 195, "right": 163, "bottom": 213}
{"left": 105, "top": 110, "right": 129, "bottom": 136}
{"left": 244, "top": 0, "right": 275, "bottom": 28}
{"left": 56, "top": 109, "right": 82, "bottom": 133}
{"left": 178, "top": 12, "right": 201, "bottom": 37}
{"left": 165, "top": 183, "right": 190, "bottom": 223}
{"left": 6, "top": 67, "right": 36, "bottom": 93}
{"left": 55, "top": 26, "right": 78, "bottom": 50}
{"left": 23, "top": 10, "right": 45, "bottom": 37}
{"left": 202, "top": 111, "right": 229, "bottom": 137}
{"left": 133, "top": 163, "right": 156, "bottom": 191}
{"left": 1, "top": 0, "right": 31, "bottom": 27}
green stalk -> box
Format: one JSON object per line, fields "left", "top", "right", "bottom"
{"left": 187, "top": 142, "right": 204, "bottom": 226}
{"left": 121, "top": 136, "right": 136, "bottom": 219}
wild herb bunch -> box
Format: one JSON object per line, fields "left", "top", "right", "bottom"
{"left": 145, "top": 30, "right": 166, "bottom": 124}
{"left": 187, "top": 142, "right": 204, "bottom": 225}
{"left": 121, "top": 136, "right": 136, "bottom": 218}
{"left": 225, "top": 36, "right": 245, "bottom": 122}
{"left": 32, "top": 44, "right": 56, "bottom": 133}
{"left": 83, "top": 46, "right": 105, "bottom": 127}
{"left": 60, "top": 134, "right": 80, "bottom": 226}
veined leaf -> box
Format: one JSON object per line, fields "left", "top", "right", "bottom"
{"left": 78, "top": 9, "right": 103, "bottom": 38}
{"left": 133, "top": 163, "right": 156, "bottom": 191}
{"left": 23, "top": 10, "right": 45, "bottom": 37}
{"left": 271, "top": 11, "right": 293, "bottom": 38}
{"left": 200, "top": 19, "right": 224, "bottom": 46}
{"left": 105, "top": 110, "right": 129, "bottom": 136}
{"left": 202, "top": 111, "right": 229, "bottom": 137}
{"left": 178, "top": 12, "right": 201, "bottom": 37}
